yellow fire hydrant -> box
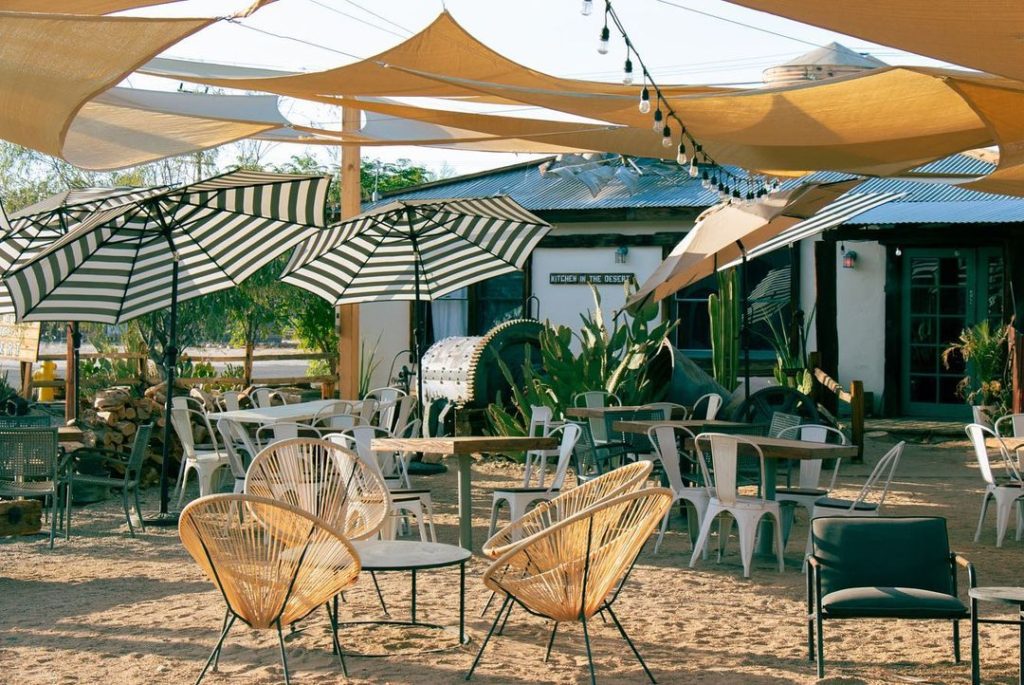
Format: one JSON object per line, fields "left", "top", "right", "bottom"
{"left": 33, "top": 360, "right": 56, "bottom": 401}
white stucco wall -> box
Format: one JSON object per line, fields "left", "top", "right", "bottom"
{"left": 359, "top": 301, "right": 412, "bottom": 389}
{"left": 531, "top": 245, "right": 668, "bottom": 331}
{"left": 798, "top": 236, "right": 886, "bottom": 412}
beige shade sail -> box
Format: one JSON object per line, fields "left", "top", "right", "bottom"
{"left": 628, "top": 181, "right": 862, "bottom": 307}
{"left": 0, "top": 1, "right": 183, "bottom": 12}
{"left": 722, "top": 1, "right": 1024, "bottom": 83}
{"left": 0, "top": 11, "right": 213, "bottom": 159}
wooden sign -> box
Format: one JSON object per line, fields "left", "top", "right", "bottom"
{"left": 0, "top": 314, "right": 41, "bottom": 362}
{"left": 549, "top": 272, "right": 634, "bottom": 285}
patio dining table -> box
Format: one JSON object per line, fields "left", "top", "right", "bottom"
{"left": 565, "top": 405, "right": 689, "bottom": 420}
{"left": 207, "top": 398, "right": 351, "bottom": 425}
{"left": 371, "top": 435, "right": 559, "bottom": 551}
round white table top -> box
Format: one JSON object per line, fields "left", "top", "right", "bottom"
{"left": 970, "top": 586, "right": 1024, "bottom": 606}
{"left": 352, "top": 540, "right": 472, "bottom": 571}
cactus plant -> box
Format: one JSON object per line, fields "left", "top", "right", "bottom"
{"left": 708, "top": 268, "right": 740, "bottom": 392}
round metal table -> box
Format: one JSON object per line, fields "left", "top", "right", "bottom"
{"left": 970, "top": 586, "right": 1024, "bottom": 684}
{"left": 345, "top": 540, "right": 472, "bottom": 648}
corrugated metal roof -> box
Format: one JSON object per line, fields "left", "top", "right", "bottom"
{"left": 372, "top": 157, "right": 719, "bottom": 211}
{"left": 376, "top": 153, "right": 1024, "bottom": 224}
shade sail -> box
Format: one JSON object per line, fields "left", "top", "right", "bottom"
{"left": 281, "top": 196, "right": 550, "bottom": 304}
{"left": 0, "top": 1, "right": 183, "bottom": 12}
{"left": 0, "top": 11, "right": 213, "bottom": 159}
{"left": 6, "top": 170, "right": 329, "bottom": 324}
{"left": 722, "top": 1, "right": 1024, "bottom": 83}
{"left": 628, "top": 181, "right": 870, "bottom": 306}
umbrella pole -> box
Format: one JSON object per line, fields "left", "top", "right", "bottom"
{"left": 73, "top": 323, "right": 81, "bottom": 423}
{"left": 159, "top": 257, "right": 179, "bottom": 515}
{"left": 406, "top": 207, "right": 425, "bottom": 423}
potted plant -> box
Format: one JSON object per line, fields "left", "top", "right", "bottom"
{"left": 942, "top": 321, "right": 1010, "bottom": 424}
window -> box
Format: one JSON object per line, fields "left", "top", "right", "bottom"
{"left": 671, "top": 250, "right": 792, "bottom": 358}
{"left": 426, "top": 271, "right": 527, "bottom": 343}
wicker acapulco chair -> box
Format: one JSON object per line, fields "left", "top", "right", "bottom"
{"left": 482, "top": 460, "right": 654, "bottom": 560}
{"left": 468, "top": 487, "right": 673, "bottom": 685}
{"left": 180, "top": 494, "right": 360, "bottom": 685}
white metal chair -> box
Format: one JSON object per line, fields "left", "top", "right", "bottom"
{"left": 647, "top": 424, "right": 709, "bottom": 554}
{"left": 335, "top": 426, "right": 437, "bottom": 542}
{"left": 572, "top": 390, "right": 621, "bottom": 444}
{"left": 523, "top": 405, "right": 561, "bottom": 487}
{"left": 254, "top": 421, "right": 323, "bottom": 450}
{"left": 994, "top": 413, "right": 1024, "bottom": 439}
{"left": 216, "top": 417, "right": 257, "bottom": 494}
{"left": 640, "top": 402, "right": 690, "bottom": 421}
{"left": 803, "top": 441, "right": 906, "bottom": 558}
{"left": 966, "top": 423, "right": 1024, "bottom": 546}
{"left": 364, "top": 387, "right": 405, "bottom": 428}
{"left": 171, "top": 407, "right": 231, "bottom": 505}
{"left": 252, "top": 387, "right": 287, "bottom": 409}
{"left": 773, "top": 424, "right": 848, "bottom": 545}
{"left": 389, "top": 395, "right": 415, "bottom": 437}
{"left": 312, "top": 411, "right": 360, "bottom": 432}
{"left": 691, "top": 393, "right": 723, "bottom": 421}
{"left": 217, "top": 390, "right": 244, "bottom": 412}
{"left": 487, "top": 423, "right": 582, "bottom": 539}
{"left": 689, "top": 432, "right": 784, "bottom": 578}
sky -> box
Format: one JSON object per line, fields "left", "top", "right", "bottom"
{"left": 125, "top": 0, "right": 953, "bottom": 176}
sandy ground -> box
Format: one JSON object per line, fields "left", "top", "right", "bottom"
{"left": 3, "top": 435, "right": 1024, "bottom": 685}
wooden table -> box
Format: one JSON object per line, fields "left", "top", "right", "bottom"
{"left": 613, "top": 419, "right": 760, "bottom": 435}
{"left": 207, "top": 399, "right": 346, "bottom": 425}
{"left": 565, "top": 405, "right": 687, "bottom": 419}
{"left": 372, "top": 436, "right": 558, "bottom": 550}
{"left": 969, "top": 586, "right": 1024, "bottom": 684}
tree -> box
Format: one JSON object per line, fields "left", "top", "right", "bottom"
{"left": 224, "top": 259, "right": 293, "bottom": 381}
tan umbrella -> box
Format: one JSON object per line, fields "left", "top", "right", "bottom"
{"left": 629, "top": 180, "right": 866, "bottom": 307}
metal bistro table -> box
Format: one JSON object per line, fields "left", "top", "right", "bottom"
{"left": 566, "top": 405, "right": 689, "bottom": 420}
{"left": 345, "top": 540, "right": 472, "bottom": 648}
{"left": 371, "top": 435, "right": 558, "bottom": 550}
{"left": 970, "top": 586, "right": 1024, "bottom": 685}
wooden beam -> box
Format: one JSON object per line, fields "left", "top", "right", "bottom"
{"left": 814, "top": 240, "right": 839, "bottom": 414}
{"left": 337, "top": 106, "right": 362, "bottom": 400}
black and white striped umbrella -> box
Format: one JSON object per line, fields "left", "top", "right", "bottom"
{"left": 3, "top": 169, "right": 330, "bottom": 517}
{"left": 0, "top": 186, "right": 168, "bottom": 314}
{"left": 6, "top": 170, "right": 329, "bottom": 323}
{"left": 281, "top": 195, "right": 550, "bottom": 305}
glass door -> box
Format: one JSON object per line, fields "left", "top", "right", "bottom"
{"left": 900, "top": 248, "right": 1005, "bottom": 418}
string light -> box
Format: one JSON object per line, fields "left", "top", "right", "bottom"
{"left": 590, "top": 0, "right": 775, "bottom": 198}
{"left": 581, "top": 0, "right": 593, "bottom": 16}
{"left": 638, "top": 85, "right": 651, "bottom": 113}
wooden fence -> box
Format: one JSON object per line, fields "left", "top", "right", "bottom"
{"left": 808, "top": 351, "right": 865, "bottom": 462}
{"left": 24, "top": 350, "right": 335, "bottom": 396}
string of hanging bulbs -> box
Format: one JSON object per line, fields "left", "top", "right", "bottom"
{"left": 582, "top": 0, "right": 779, "bottom": 202}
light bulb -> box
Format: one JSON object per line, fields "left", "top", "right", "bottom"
{"left": 581, "top": 0, "right": 593, "bottom": 15}
{"left": 676, "top": 143, "right": 687, "bottom": 165}
{"left": 688, "top": 158, "right": 699, "bottom": 177}
{"left": 623, "top": 58, "right": 633, "bottom": 85}
{"left": 652, "top": 108, "right": 663, "bottom": 131}
{"left": 661, "top": 124, "right": 673, "bottom": 147}
{"left": 598, "top": 25, "right": 610, "bottom": 54}
{"left": 638, "top": 87, "right": 650, "bottom": 114}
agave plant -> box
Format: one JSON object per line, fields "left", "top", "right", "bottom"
{"left": 942, "top": 320, "right": 1010, "bottom": 410}
{"left": 487, "top": 282, "right": 676, "bottom": 437}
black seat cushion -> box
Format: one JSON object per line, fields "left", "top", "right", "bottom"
{"left": 822, "top": 587, "right": 968, "bottom": 619}
{"left": 776, "top": 487, "right": 828, "bottom": 497}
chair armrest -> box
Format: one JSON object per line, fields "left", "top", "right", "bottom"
{"left": 72, "top": 447, "right": 130, "bottom": 463}
{"left": 951, "top": 552, "right": 977, "bottom": 590}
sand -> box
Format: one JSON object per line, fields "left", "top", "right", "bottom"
{"left": 3, "top": 434, "right": 1024, "bottom": 685}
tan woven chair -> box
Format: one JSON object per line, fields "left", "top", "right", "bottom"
{"left": 468, "top": 488, "right": 673, "bottom": 685}
{"left": 244, "top": 438, "right": 390, "bottom": 541}
{"left": 179, "top": 494, "right": 360, "bottom": 685}
{"left": 482, "top": 460, "right": 653, "bottom": 560}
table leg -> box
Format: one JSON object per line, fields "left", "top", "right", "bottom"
{"left": 411, "top": 569, "right": 417, "bottom": 624}
{"left": 459, "top": 560, "right": 466, "bottom": 644}
{"left": 458, "top": 453, "right": 472, "bottom": 550}
{"left": 1018, "top": 607, "right": 1023, "bottom": 685}
{"left": 755, "top": 458, "right": 778, "bottom": 556}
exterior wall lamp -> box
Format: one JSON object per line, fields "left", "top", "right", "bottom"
{"left": 842, "top": 248, "right": 858, "bottom": 269}
{"left": 615, "top": 245, "right": 629, "bottom": 264}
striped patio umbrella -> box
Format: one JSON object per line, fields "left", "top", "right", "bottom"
{"left": 4, "top": 169, "right": 330, "bottom": 516}
{"left": 281, "top": 195, "right": 550, "bottom": 404}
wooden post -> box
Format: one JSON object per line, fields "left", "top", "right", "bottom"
{"left": 65, "top": 322, "right": 77, "bottom": 422}
{"left": 19, "top": 361, "right": 32, "bottom": 399}
{"left": 814, "top": 240, "right": 839, "bottom": 414}
{"left": 243, "top": 341, "right": 254, "bottom": 387}
{"left": 850, "top": 379, "right": 865, "bottom": 463}
{"left": 337, "top": 105, "right": 362, "bottom": 400}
